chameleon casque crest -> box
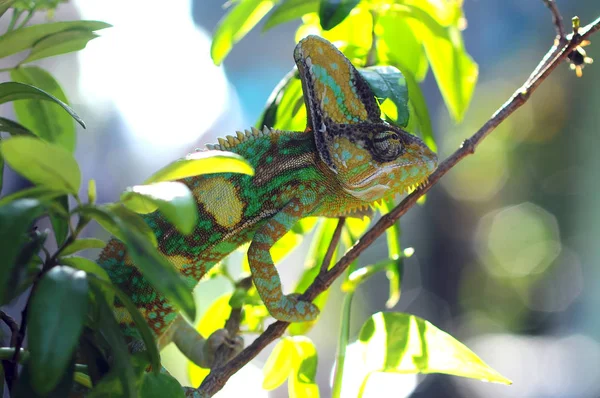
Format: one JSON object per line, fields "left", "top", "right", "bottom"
{"left": 97, "top": 35, "right": 437, "bottom": 387}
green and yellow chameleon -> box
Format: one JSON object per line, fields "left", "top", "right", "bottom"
{"left": 97, "top": 35, "right": 437, "bottom": 391}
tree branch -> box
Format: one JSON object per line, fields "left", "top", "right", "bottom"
{"left": 198, "top": 11, "right": 600, "bottom": 398}
{"left": 543, "top": 0, "right": 566, "bottom": 40}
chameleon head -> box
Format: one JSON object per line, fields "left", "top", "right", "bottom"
{"left": 326, "top": 122, "right": 437, "bottom": 202}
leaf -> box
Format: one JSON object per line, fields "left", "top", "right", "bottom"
{"left": 89, "top": 283, "right": 137, "bottom": 398}
{"left": 0, "top": 117, "right": 36, "bottom": 136}
{"left": 0, "top": 20, "right": 111, "bottom": 58}
{"left": 358, "top": 312, "right": 512, "bottom": 384}
{"left": 289, "top": 336, "right": 319, "bottom": 398}
{"left": 0, "top": 80, "right": 84, "bottom": 132}
{"left": 376, "top": 13, "right": 428, "bottom": 82}
{"left": 111, "top": 210, "right": 196, "bottom": 320}
{"left": 61, "top": 238, "right": 106, "bottom": 256}
{"left": 211, "top": 0, "right": 275, "bottom": 65}
{"left": 28, "top": 266, "right": 88, "bottom": 394}
{"left": 0, "top": 199, "right": 44, "bottom": 304}
{"left": 0, "top": 0, "right": 15, "bottom": 18}
{"left": 59, "top": 256, "right": 113, "bottom": 305}
{"left": 10, "top": 67, "right": 82, "bottom": 152}
{"left": 21, "top": 29, "right": 99, "bottom": 64}
{"left": 93, "top": 204, "right": 158, "bottom": 247}
{"left": 189, "top": 294, "right": 232, "bottom": 386}
{"left": 121, "top": 181, "right": 198, "bottom": 235}
{"left": 263, "top": 0, "right": 319, "bottom": 31}
{"left": 146, "top": 150, "right": 254, "bottom": 183}
{"left": 90, "top": 277, "right": 161, "bottom": 374}
{"left": 319, "top": 0, "right": 360, "bottom": 31}
{"left": 0, "top": 136, "right": 81, "bottom": 193}
{"left": 140, "top": 373, "right": 185, "bottom": 398}
{"left": 403, "top": 70, "right": 436, "bottom": 151}
{"left": 49, "top": 195, "right": 69, "bottom": 246}
{"left": 359, "top": 66, "right": 409, "bottom": 127}
{"left": 14, "top": 360, "right": 75, "bottom": 398}
{"left": 0, "top": 185, "right": 66, "bottom": 207}
{"left": 263, "top": 337, "right": 296, "bottom": 390}
{"left": 0, "top": 138, "right": 3, "bottom": 195}
{"left": 405, "top": 5, "right": 478, "bottom": 121}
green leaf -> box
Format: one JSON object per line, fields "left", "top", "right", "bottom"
{"left": 257, "top": 70, "right": 297, "bottom": 129}
{"left": 121, "top": 181, "right": 198, "bottom": 235}
{"left": 0, "top": 0, "right": 15, "bottom": 18}
{"left": 211, "top": 0, "right": 275, "bottom": 65}
{"left": 263, "top": 0, "right": 318, "bottom": 31}
{"left": 146, "top": 150, "right": 254, "bottom": 183}
{"left": 61, "top": 238, "right": 106, "bottom": 256}
{"left": 21, "top": 29, "right": 99, "bottom": 64}
{"left": 90, "top": 277, "right": 161, "bottom": 374}
{"left": 359, "top": 66, "right": 409, "bottom": 127}
{"left": 140, "top": 373, "right": 185, "bottom": 398}
{"left": 0, "top": 185, "right": 66, "bottom": 206}
{"left": 28, "top": 266, "right": 88, "bottom": 394}
{"left": 89, "top": 283, "right": 137, "bottom": 398}
{"left": 59, "top": 256, "right": 113, "bottom": 305}
{"left": 403, "top": 70, "right": 436, "bottom": 151}
{"left": 0, "top": 116, "right": 35, "bottom": 136}
{"left": 77, "top": 205, "right": 153, "bottom": 248}
{"left": 358, "top": 312, "right": 512, "bottom": 384}
{"left": 267, "top": 75, "right": 306, "bottom": 132}
{"left": 49, "top": 194, "right": 69, "bottom": 245}
{"left": 10, "top": 67, "right": 82, "bottom": 151}
{"left": 263, "top": 337, "right": 295, "bottom": 390}
{"left": 111, "top": 210, "right": 196, "bottom": 320}
{"left": 405, "top": 5, "right": 477, "bottom": 121}
{"left": 0, "top": 136, "right": 81, "bottom": 193}
{"left": 0, "top": 199, "right": 44, "bottom": 304}
{"left": 376, "top": 14, "right": 428, "bottom": 82}
{"left": 0, "top": 20, "right": 110, "bottom": 58}
{"left": 0, "top": 138, "right": 3, "bottom": 195}
{"left": 319, "top": 0, "right": 360, "bottom": 31}
{"left": 14, "top": 360, "right": 75, "bottom": 398}
{"left": 0, "top": 80, "right": 84, "bottom": 133}
{"left": 103, "top": 204, "right": 158, "bottom": 247}
{"left": 289, "top": 336, "right": 319, "bottom": 398}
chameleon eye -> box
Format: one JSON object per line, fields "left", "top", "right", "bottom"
{"left": 372, "top": 130, "right": 402, "bottom": 160}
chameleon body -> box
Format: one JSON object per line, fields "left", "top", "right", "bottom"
{"left": 97, "top": 35, "right": 437, "bottom": 381}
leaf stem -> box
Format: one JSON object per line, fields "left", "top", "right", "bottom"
{"left": 331, "top": 292, "right": 353, "bottom": 398}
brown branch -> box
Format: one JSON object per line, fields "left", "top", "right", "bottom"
{"left": 198, "top": 12, "right": 600, "bottom": 397}
{"left": 320, "top": 218, "right": 345, "bottom": 274}
{"left": 543, "top": 0, "right": 566, "bottom": 39}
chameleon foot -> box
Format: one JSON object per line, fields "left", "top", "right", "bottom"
{"left": 172, "top": 322, "right": 243, "bottom": 369}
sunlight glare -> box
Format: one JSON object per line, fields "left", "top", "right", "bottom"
{"left": 75, "top": 0, "right": 229, "bottom": 149}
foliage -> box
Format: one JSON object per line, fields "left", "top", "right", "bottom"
{"left": 0, "top": 0, "right": 513, "bottom": 397}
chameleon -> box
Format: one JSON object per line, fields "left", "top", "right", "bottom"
{"left": 96, "top": 34, "right": 437, "bottom": 391}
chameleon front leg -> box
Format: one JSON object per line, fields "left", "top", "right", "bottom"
{"left": 248, "top": 200, "right": 320, "bottom": 322}
{"left": 160, "top": 315, "right": 243, "bottom": 369}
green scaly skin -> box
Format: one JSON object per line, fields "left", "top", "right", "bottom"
{"left": 96, "top": 35, "right": 437, "bottom": 395}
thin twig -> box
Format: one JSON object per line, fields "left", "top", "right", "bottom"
{"left": 543, "top": 0, "right": 566, "bottom": 39}
{"left": 1, "top": 310, "right": 20, "bottom": 391}
{"left": 197, "top": 14, "right": 600, "bottom": 397}
{"left": 0, "top": 311, "right": 19, "bottom": 348}
{"left": 320, "top": 218, "right": 345, "bottom": 274}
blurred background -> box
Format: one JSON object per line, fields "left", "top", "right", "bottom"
{"left": 1, "top": 0, "right": 599, "bottom": 397}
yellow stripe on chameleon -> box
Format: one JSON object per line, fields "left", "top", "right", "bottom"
{"left": 302, "top": 39, "right": 368, "bottom": 124}
{"left": 194, "top": 176, "right": 243, "bottom": 228}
